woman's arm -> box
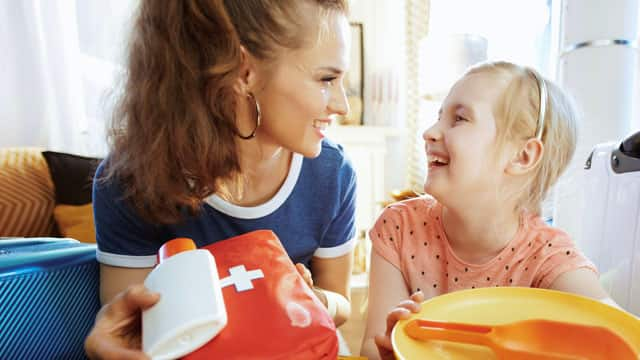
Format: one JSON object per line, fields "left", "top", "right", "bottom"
{"left": 360, "top": 251, "right": 412, "bottom": 360}
{"left": 310, "top": 251, "right": 353, "bottom": 327}
{"left": 100, "top": 264, "right": 153, "bottom": 305}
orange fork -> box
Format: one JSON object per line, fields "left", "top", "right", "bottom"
{"left": 404, "top": 319, "right": 637, "bottom": 360}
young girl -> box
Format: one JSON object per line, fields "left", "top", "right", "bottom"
{"left": 360, "top": 61, "right": 615, "bottom": 359}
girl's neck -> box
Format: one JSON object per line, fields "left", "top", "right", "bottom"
{"left": 441, "top": 201, "right": 521, "bottom": 264}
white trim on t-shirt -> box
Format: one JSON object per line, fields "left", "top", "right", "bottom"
{"left": 203, "top": 153, "right": 303, "bottom": 219}
{"left": 313, "top": 236, "right": 358, "bottom": 258}
{"left": 96, "top": 249, "right": 156, "bottom": 268}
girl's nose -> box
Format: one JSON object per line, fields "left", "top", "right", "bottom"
{"left": 423, "top": 122, "right": 442, "bottom": 143}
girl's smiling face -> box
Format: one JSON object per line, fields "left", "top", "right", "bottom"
{"left": 422, "top": 72, "right": 512, "bottom": 207}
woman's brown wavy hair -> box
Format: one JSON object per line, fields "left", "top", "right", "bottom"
{"left": 103, "top": 0, "right": 347, "bottom": 224}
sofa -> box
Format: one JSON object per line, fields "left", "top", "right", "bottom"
{"left": 0, "top": 147, "right": 100, "bottom": 242}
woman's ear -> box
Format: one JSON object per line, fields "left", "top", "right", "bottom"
{"left": 506, "top": 138, "right": 544, "bottom": 175}
{"left": 232, "top": 46, "right": 259, "bottom": 96}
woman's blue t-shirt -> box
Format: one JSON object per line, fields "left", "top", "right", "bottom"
{"left": 93, "top": 139, "right": 357, "bottom": 268}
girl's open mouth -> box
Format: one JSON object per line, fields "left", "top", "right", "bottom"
{"left": 428, "top": 155, "right": 449, "bottom": 169}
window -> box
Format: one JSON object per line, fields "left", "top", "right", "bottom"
{"left": 428, "top": 0, "right": 554, "bottom": 74}
{"left": 407, "top": 0, "right": 556, "bottom": 192}
{"left": 75, "top": 0, "right": 137, "bottom": 155}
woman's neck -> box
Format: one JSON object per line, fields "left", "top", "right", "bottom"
{"left": 228, "top": 140, "right": 292, "bottom": 206}
{"left": 441, "top": 200, "right": 521, "bottom": 264}
{"left": 238, "top": 141, "right": 288, "bottom": 176}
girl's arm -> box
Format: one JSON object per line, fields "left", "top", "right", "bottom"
{"left": 311, "top": 251, "right": 353, "bottom": 327}
{"left": 548, "top": 268, "right": 622, "bottom": 308}
{"left": 360, "top": 251, "right": 412, "bottom": 360}
{"left": 549, "top": 268, "right": 634, "bottom": 312}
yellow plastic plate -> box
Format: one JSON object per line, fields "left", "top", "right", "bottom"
{"left": 392, "top": 287, "right": 640, "bottom": 359}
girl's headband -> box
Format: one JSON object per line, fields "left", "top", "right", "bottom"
{"left": 529, "top": 69, "right": 548, "bottom": 140}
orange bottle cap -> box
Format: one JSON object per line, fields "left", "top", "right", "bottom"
{"left": 157, "top": 237, "right": 196, "bottom": 264}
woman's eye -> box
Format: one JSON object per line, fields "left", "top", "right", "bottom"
{"left": 455, "top": 115, "right": 468, "bottom": 122}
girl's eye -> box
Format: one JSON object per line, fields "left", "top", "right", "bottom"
{"left": 455, "top": 115, "right": 468, "bottom": 122}
{"left": 321, "top": 77, "right": 337, "bottom": 86}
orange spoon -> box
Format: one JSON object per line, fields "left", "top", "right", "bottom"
{"left": 404, "top": 318, "right": 637, "bottom": 360}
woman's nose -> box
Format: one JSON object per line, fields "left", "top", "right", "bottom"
{"left": 328, "top": 87, "right": 349, "bottom": 116}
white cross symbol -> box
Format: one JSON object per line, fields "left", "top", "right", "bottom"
{"left": 219, "top": 265, "right": 264, "bottom": 292}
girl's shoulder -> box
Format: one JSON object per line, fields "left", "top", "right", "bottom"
{"left": 373, "top": 195, "right": 441, "bottom": 234}
{"left": 382, "top": 194, "right": 439, "bottom": 216}
{"left": 521, "top": 214, "right": 574, "bottom": 248}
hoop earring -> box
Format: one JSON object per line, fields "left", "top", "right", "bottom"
{"left": 237, "top": 92, "right": 261, "bottom": 140}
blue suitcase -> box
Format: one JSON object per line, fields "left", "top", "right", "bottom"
{"left": 0, "top": 238, "right": 101, "bottom": 359}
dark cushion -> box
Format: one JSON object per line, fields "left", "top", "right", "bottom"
{"left": 41, "top": 151, "right": 102, "bottom": 205}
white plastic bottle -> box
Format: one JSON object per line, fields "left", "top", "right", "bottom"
{"left": 142, "top": 237, "right": 227, "bottom": 360}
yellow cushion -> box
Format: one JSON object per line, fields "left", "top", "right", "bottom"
{"left": 53, "top": 203, "right": 96, "bottom": 243}
{"left": 0, "top": 148, "right": 56, "bottom": 237}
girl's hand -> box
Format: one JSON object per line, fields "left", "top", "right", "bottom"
{"left": 85, "top": 284, "right": 160, "bottom": 360}
{"left": 374, "top": 291, "right": 424, "bottom": 360}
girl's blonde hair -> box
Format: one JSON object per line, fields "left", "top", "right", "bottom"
{"left": 466, "top": 61, "right": 578, "bottom": 214}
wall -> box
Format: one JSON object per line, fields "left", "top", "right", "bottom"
{"left": 348, "top": 0, "right": 411, "bottom": 199}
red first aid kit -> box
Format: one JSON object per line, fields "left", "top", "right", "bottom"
{"left": 184, "top": 230, "right": 338, "bottom": 359}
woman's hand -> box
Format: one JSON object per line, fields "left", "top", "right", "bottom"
{"left": 296, "top": 261, "right": 351, "bottom": 327}
{"left": 85, "top": 284, "right": 160, "bottom": 360}
{"left": 373, "top": 291, "right": 424, "bottom": 360}
{"left": 295, "top": 263, "right": 314, "bottom": 288}
{"left": 296, "top": 262, "right": 329, "bottom": 308}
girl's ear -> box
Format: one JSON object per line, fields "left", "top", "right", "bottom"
{"left": 506, "top": 138, "right": 544, "bottom": 175}
{"left": 232, "top": 46, "right": 259, "bottom": 96}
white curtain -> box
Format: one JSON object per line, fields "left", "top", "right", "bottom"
{"left": 1, "top": 1, "right": 84, "bottom": 152}
{"left": 404, "top": 0, "right": 431, "bottom": 192}
{"left": 0, "top": 0, "right": 133, "bottom": 156}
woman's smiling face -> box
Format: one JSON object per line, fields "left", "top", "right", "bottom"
{"left": 253, "top": 12, "right": 351, "bottom": 158}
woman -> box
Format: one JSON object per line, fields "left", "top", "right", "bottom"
{"left": 86, "top": 0, "right": 354, "bottom": 357}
